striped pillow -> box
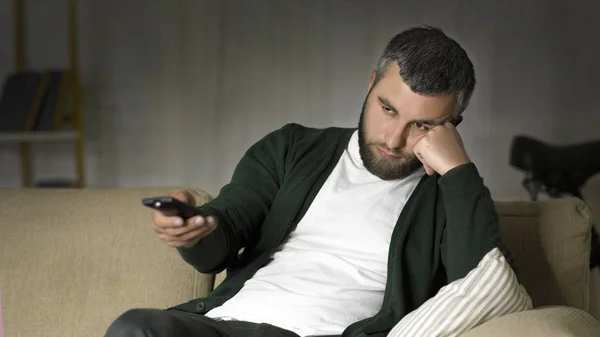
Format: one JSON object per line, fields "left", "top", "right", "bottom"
{"left": 387, "top": 247, "right": 532, "bottom": 337}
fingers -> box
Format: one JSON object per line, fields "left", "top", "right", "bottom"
{"left": 432, "top": 120, "right": 455, "bottom": 132}
{"left": 423, "top": 163, "right": 435, "bottom": 176}
{"left": 149, "top": 189, "right": 210, "bottom": 248}
{"left": 169, "top": 189, "right": 196, "bottom": 206}
{"left": 413, "top": 118, "right": 469, "bottom": 176}
{"left": 161, "top": 223, "right": 217, "bottom": 248}
{"left": 151, "top": 212, "right": 183, "bottom": 234}
{"left": 414, "top": 147, "right": 435, "bottom": 176}
{"left": 155, "top": 215, "right": 217, "bottom": 248}
{"left": 163, "top": 215, "right": 210, "bottom": 236}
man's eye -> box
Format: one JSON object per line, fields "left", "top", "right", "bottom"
{"left": 382, "top": 105, "right": 394, "bottom": 114}
{"left": 413, "top": 122, "right": 430, "bottom": 131}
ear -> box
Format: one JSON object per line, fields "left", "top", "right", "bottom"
{"left": 368, "top": 70, "right": 376, "bottom": 89}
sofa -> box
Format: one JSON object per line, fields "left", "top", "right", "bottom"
{"left": 0, "top": 186, "right": 599, "bottom": 337}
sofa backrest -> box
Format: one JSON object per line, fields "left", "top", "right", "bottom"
{"left": 0, "top": 187, "right": 214, "bottom": 337}
{"left": 494, "top": 197, "right": 592, "bottom": 311}
{"left": 0, "top": 187, "right": 592, "bottom": 337}
{"left": 210, "top": 197, "right": 594, "bottom": 312}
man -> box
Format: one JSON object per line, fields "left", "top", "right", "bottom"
{"left": 105, "top": 26, "right": 511, "bottom": 337}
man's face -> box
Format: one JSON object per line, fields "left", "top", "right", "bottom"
{"left": 358, "top": 63, "right": 456, "bottom": 180}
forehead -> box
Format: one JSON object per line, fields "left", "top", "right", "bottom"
{"left": 373, "top": 63, "right": 455, "bottom": 119}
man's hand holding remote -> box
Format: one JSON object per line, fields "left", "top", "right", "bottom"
{"left": 150, "top": 189, "right": 217, "bottom": 248}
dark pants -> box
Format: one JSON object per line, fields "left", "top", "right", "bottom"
{"left": 103, "top": 308, "right": 302, "bottom": 337}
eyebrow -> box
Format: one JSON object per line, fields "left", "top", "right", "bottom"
{"left": 378, "top": 96, "right": 441, "bottom": 126}
{"left": 378, "top": 96, "right": 398, "bottom": 113}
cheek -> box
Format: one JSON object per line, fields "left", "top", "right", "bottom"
{"left": 364, "top": 106, "right": 387, "bottom": 138}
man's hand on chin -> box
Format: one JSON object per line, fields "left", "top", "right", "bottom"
{"left": 413, "top": 122, "right": 470, "bottom": 176}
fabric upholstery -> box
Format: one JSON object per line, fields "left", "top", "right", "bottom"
{"left": 0, "top": 286, "right": 3, "bottom": 337}
{"left": 0, "top": 187, "right": 596, "bottom": 337}
{"left": 460, "top": 306, "right": 600, "bottom": 337}
{"left": 0, "top": 187, "right": 214, "bottom": 337}
{"left": 494, "top": 197, "right": 592, "bottom": 311}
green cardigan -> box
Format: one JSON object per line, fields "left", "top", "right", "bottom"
{"left": 169, "top": 123, "right": 512, "bottom": 337}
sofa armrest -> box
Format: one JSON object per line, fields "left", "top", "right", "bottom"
{"left": 460, "top": 306, "right": 600, "bottom": 337}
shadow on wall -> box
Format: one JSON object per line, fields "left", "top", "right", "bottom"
{"left": 84, "top": 0, "right": 120, "bottom": 187}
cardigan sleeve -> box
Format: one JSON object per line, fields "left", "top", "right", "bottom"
{"left": 437, "top": 163, "right": 515, "bottom": 282}
{"left": 176, "top": 124, "right": 297, "bottom": 274}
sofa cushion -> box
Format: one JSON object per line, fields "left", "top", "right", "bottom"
{"left": 387, "top": 248, "right": 532, "bottom": 337}
{"left": 0, "top": 187, "right": 214, "bottom": 337}
{"left": 495, "top": 198, "right": 592, "bottom": 311}
{"left": 460, "top": 306, "right": 600, "bottom": 337}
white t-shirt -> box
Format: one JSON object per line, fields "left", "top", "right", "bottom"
{"left": 206, "top": 130, "right": 424, "bottom": 336}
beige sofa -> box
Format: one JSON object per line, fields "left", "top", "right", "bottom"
{"left": 1, "top": 187, "right": 600, "bottom": 337}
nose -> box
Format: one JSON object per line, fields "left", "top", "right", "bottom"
{"left": 385, "top": 121, "right": 409, "bottom": 150}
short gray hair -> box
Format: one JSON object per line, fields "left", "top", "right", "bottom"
{"left": 373, "top": 26, "right": 476, "bottom": 118}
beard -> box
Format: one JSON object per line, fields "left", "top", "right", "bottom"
{"left": 357, "top": 95, "right": 423, "bottom": 181}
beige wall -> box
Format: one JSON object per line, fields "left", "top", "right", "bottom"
{"left": 0, "top": 0, "right": 599, "bottom": 318}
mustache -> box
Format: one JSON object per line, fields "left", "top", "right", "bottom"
{"left": 370, "top": 143, "right": 409, "bottom": 158}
